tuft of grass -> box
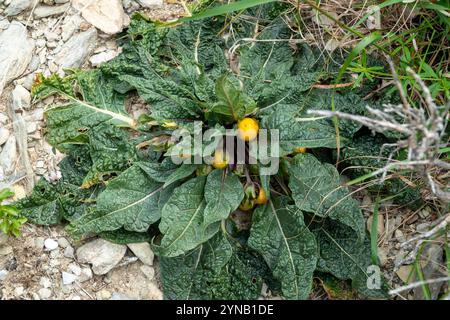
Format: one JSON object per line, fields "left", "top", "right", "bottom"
{"left": 287, "top": 0, "right": 449, "bottom": 103}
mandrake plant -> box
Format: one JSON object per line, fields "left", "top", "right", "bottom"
{"left": 15, "top": 6, "right": 397, "bottom": 299}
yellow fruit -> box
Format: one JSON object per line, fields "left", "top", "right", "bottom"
{"left": 237, "top": 118, "right": 259, "bottom": 141}
{"left": 294, "top": 147, "right": 307, "bottom": 154}
{"left": 254, "top": 188, "right": 268, "bottom": 205}
{"left": 212, "top": 150, "right": 229, "bottom": 169}
{"left": 239, "top": 199, "right": 255, "bottom": 211}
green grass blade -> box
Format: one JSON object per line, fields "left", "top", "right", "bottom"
{"left": 371, "top": 196, "right": 381, "bottom": 265}
{"left": 415, "top": 243, "right": 432, "bottom": 300}
{"left": 418, "top": 2, "right": 450, "bottom": 16}
{"left": 346, "top": 171, "right": 376, "bottom": 186}
{"left": 335, "top": 32, "right": 382, "bottom": 86}
{"left": 181, "top": 0, "right": 277, "bottom": 22}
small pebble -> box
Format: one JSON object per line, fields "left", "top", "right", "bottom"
{"left": 61, "top": 284, "right": 72, "bottom": 294}
{"left": 27, "top": 121, "right": 38, "bottom": 134}
{"left": 396, "top": 265, "right": 415, "bottom": 283}
{"left": 378, "top": 247, "right": 389, "bottom": 266}
{"left": 78, "top": 267, "right": 93, "bottom": 283}
{"left": 127, "top": 242, "right": 154, "bottom": 266}
{"left": 49, "top": 259, "right": 61, "bottom": 267}
{"left": 0, "top": 270, "right": 9, "bottom": 281}
{"left": 38, "top": 288, "right": 52, "bottom": 299}
{"left": 40, "top": 276, "right": 52, "bottom": 288}
{"left": 57, "top": 237, "right": 70, "bottom": 248}
{"left": 0, "top": 114, "right": 8, "bottom": 124}
{"left": 417, "top": 222, "right": 431, "bottom": 232}
{"left": 44, "top": 31, "right": 59, "bottom": 42}
{"left": 44, "top": 238, "right": 59, "bottom": 251}
{"left": 110, "top": 292, "right": 132, "bottom": 300}
{"left": 50, "top": 250, "right": 61, "bottom": 259}
{"left": 64, "top": 246, "right": 75, "bottom": 259}
{"left": 68, "top": 263, "right": 82, "bottom": 276}
{"left": 62, "top": 272, "right": 77, "bottom": 285}
{"left": 418, "top": 208, "right": 431, "bottom": 219}
{"left": 14, "top": 286, "right": 25, "bottom": 296}
{"left": 0, "top": 245, "right": 13, "bottom": 256}
{"left": 97, "top": 289, "right": 112, "bottom": 300}
{"left": 394, "top": 229, "right": 406, "bottom": 243}
{"left": 43, "top": 95, "right": 54, "bottom": 105}
{"left": 36, "top": 38, "right": 46, "bottom": 47}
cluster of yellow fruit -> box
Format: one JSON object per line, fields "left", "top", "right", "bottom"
{"left": 209, "top": 117, "right": 307, "bottom": 212}
{"left": 212, "top": 117, "right": 259, "bottom": 170}
{"left": 212, "top": 117, "right": 307, "bottom": 169}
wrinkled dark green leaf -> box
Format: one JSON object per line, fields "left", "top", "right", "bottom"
{"left": 314, "top": 219, "right": 388, "bottom": 298}
{"left": 37, "top": 71, "right": 135, "bottom": 152}
{"left": 288, "top": 154, "right": 365, "bottom": 240}
{"left": 261, "top": 110, "right": 339, "bottom": 155}
{"left": 203, "top": 170, "right": 244, "bottom": 229}
{"left": 70, "top": 164, "right": 172, "bottom": 235}
{"left": 100, "top": 228, "right": 154, "bottom": 245}
{"left": 248, "top": 197, "right": 317, "bottom": 299}
{"left": 161, "top": 231, "right": 266, "bottom": 300}
{"left": 137, "top": 158, "right": 179, "bottom": 183}
{"left": 156, "top": 176, "right": 212, "bottom": 257}
{"left": 211, "top": 74, "right": 257, "bottom": 120}
{"left": 163, "top": 164, "right": 199, "bottom": 188}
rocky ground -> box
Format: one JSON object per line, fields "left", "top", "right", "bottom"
{"left": 0, "top": 0, "right": 447, "bottom": 300}
{"left": 358, "top": 193, "right": 446, "bottom": 300}
{"left": 0, "top": 225, "right": 162, "bottom": 300}
{"left": 0, "top": 0, "right": 185, "bottom": 301}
